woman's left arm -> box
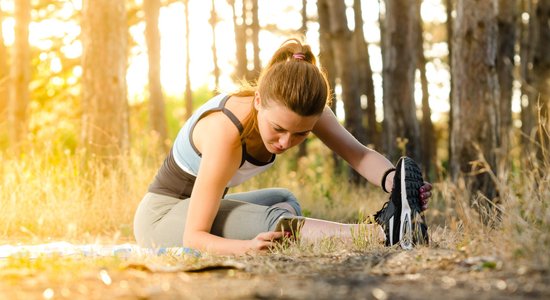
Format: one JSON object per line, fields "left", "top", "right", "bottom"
{"left": 312, "top": 106, "right": 432, "bottom": 209}
{"left": 312, "top": 106, "right": 395, "bottom": 188}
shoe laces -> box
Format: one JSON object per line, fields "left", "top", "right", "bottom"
{"left": 374, "top": 200, "right": 393, "bottom": 224}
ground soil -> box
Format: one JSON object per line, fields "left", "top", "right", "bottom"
{"left": 0, "top": 247, "right": 548, "bottom": 299}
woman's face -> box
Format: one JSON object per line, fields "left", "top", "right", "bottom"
{"left": 254, "top": 94, "right": 320, "bottom": 154}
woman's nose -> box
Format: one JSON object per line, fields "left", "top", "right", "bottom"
{"left": 279, "top": 133, "right": 291, "bottom": 149}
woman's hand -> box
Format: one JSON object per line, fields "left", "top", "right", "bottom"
{"left": 419, "top": 182, "right": 432, "bottom": 211}
{"left": 249, "top": 231, "right": 285, "bottom": 252}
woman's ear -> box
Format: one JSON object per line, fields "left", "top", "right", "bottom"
{"left": 253, "top": 92, "right": 262, "bottom": 111}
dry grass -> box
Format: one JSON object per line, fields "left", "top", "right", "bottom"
{"left": 0, "top": 130, "right": 549, "bottom": 271}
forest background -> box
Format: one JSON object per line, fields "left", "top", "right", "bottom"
{"left": 0, "top": 0, "right": 549, "bottom": 285}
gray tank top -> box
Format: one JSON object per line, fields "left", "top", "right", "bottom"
{"left": 148, "top": 94, "right": 276, "bottom": 199}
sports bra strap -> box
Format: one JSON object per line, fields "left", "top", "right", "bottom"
{"left": 221, "top": 108, "right": 244, "bottom": 134}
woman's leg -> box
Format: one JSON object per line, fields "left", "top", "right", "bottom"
{"left": 300, "top": 218, "right": 386, "bottom": 243}
{"left": 133, "top": 192, "right": 295, "bottom": 248}
{"left": 225, "top": 188, "right": 301, "bottom": 216}
{"left": 226, "top": 189, "right": 384, "bottom": 243}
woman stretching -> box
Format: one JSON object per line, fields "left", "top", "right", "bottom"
{"left": 133, "top": 39, "right": 432, "bottom": 255}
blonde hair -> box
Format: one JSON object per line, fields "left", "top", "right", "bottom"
{"left": 233, "top": 38, "right": 331, "bottom": 140}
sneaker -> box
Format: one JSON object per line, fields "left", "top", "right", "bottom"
{"left": 374, "top": 156, "right": 429, "bottom": 249}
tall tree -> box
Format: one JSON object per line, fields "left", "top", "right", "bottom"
{"left": 81, "top": 0, "right": 129, "bottom": 162}
{"left": 326, "top": 0, "right": 365, "bottom": 142}
{"left": 326, "top": 0, "right": 366, "bottom": 183}
{"left": 446, "top": 0, "right": 454, "bottom": 167}
{"left": 0, "top": 3, "right": 8, "bottom": 127}
{"left": 9, "top": 0, "right": 31, "bottom": 149}
{"left": 229, "top": 0, "right": 248, "bottom": 81}
{"left": 519, "top": 0, "right": 536, "bottom": 151}
{"left": 317, "top": 0, "right": 342, "bottom": 173}
{"left": 184, "top": 0, "right": 193, "bottom": 120}
{"left": 297, "top": 0, "right": 308, "bottom": 158}
{"left": 144, "top": 0, "right": 168, "bottom": 148}
{"left": 532, "top": 0, "right": 550, "bottom": 159}
{"left": 353, "top": 0, "right": 379, "bottom": 149}
{"left": 249, "top": 0, "right": 261, "bottom": 78}
{"left": 450, "top": 0, "right": 500, "bottom": 204}
{"left": 416, "top": 0, "right": 436, "bottom": 179}
{"left": 209, "top": 0, "right": 220, "bottom": 90}
{"left": 382, "top": 0, "right": 422, "bottom": 162}
{"left": 496, "top": 0, "right": 517, "bottom": 170}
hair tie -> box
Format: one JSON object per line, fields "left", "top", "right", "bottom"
{"left": 292, "top": 53, "right": 306, "bottom": 60}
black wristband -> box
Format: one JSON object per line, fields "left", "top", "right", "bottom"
{"left": 381, "top": 168, "right": 396, "bottom": 193}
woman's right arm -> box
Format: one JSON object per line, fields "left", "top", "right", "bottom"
{"left": 182, "top": 112, "right": 283, "bottom": 255}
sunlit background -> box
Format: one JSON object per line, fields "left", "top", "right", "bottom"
{"left": 1, "top": 0, "right": 514, "bottom": 123}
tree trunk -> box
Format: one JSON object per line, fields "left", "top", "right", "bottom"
{"left": 520, "top": 0, "right": 537, "bottom": 153}
{"left": 353, "top": 0, "right": 379, "bottom": 150}
{"left": 533, "top": 0, "right": 550, "bottom": 160}
{"left": 184, "top": 0, "right": 193, "bottom": 120}
{"left": 382, "top": 0, "right": 421, "bottom": 162}
{"left": 0, "top": 4, "right": 8, "bottom": 129}
{"left": 496, "top": 0, "right": 517, "bottom": 172}
{"left": 416, "top": 0, "right": 435, "bottom": 180}
{"left": 81, "top": 0, "right": 129, "bottom": 162}
{"left": 450, "top": 0, "right": 500, "bottom": 205}
{"left": 144, "top": 0, "right": 168, "bottom": 149}
{"left": 327, "top": 0, "right": 365, "bottom": 143}
{"left": 446, "top": 0, "right": 454, "bottom": 167}
{"left": 326, "top": 0, "right": 366, "bottom": 183}
{"left": 249, "top": 0, "right": 261, "bottom": 79}
{"left": 230, "top": 0, "right": 248, "bottom": 81}
{"left": 317, "top": 0, "right": 342, "bottom": 174}
{"left": 210, "top": 0, "right": 220, "bottom": 91}
{"left": 298, "top": 0, "right": 308, "bottom": 158}
{"left": 9, "top": 0, "right": 31, "bottom": 150}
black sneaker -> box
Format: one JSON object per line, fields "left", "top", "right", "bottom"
{"left": 374, "top": 156, "right": 429, "bottom": 249}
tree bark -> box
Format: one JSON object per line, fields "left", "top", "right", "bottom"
{"left": 520, "top": 0, "right": 537, "bottom": 153}
{"left": 144, "top": 0, "right": 168, "bottom": 149}
{"left": 532, "top": 0, "right": 550, "bottom": 160}
{"left": 249, "top": 0, "right": 261, "bottom": 79}
{"left": 230, "top": 0, "right": 248, "bottom": 81}
{"left": 81, "top": 0, "right": 129, "bottom": 162}
{"left": 326, "top": 0, "right": 366, "bottom": 183}
{"left": 416, "top": 0, "right": 435, "bottom": 180}
{"left": 327, "top": 0, "right": 365, "bottom": 143}
{"left": 353, "top": 0, "right": 379, "bottom": 150}
{"left": 317, "top": 0, "right": 342, "bottom": 173}
{"left": 451, "top": 0, "right": 500, "bottom": 204}
{"left": 446, "top": 0, "right": 454, "bottom": 167}
{"left": 496, "top": 0, "right": 517, "bottom": 171}
{"left": 298, "top": 0, "right": 308, "bottom": 158}
{"left": 9, "top": 0, "right": 31, "bottom": 149}
{"left": 382, "top": 0, "right": 422, "bottom": 162}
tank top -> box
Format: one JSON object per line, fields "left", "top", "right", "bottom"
{"left": 148, "top": 94, "right": 276, "bottom": 199}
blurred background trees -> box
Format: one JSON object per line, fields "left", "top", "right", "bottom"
{"left": 1, "top": 0, "right": 549, "bottom": 210}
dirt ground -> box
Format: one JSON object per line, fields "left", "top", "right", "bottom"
{"left": 0, "top": 247, "right": 548, "bottom": 300}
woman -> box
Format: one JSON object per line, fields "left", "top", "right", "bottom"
{"left": 133, "top": 39, "right": 432, "bottom": 254}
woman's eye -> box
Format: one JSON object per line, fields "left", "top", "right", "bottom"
{"left": 274, "top": 127, "right": 285, "bottom": 132}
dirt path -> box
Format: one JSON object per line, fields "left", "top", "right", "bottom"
{"left": 0, "top": 247, "right": 548, "bottom": 299}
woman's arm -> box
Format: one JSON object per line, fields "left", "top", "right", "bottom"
{"left": 312, "top": 106, "right": 396, "bottom": 191}
{"left": 183, "top": 112, "right": 283, "bottom": 255}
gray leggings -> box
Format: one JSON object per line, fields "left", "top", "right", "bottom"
{"left": 133, "top": 188, "right": 301, "bottom": 248}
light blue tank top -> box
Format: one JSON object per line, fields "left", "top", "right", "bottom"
{"left": 172, "top": 94, "right": 276, "bottom": 187}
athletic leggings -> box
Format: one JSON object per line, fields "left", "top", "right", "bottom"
{"left": 133, "top": 188, "right": 302, "bottom": 248}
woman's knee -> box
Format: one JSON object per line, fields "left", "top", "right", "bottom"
{"left": 269, "top": 189, "right": 301, "bottom": 216}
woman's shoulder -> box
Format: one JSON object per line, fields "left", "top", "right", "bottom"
{"left": 193, "top": 110, "right": 243, "bottom": 150}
